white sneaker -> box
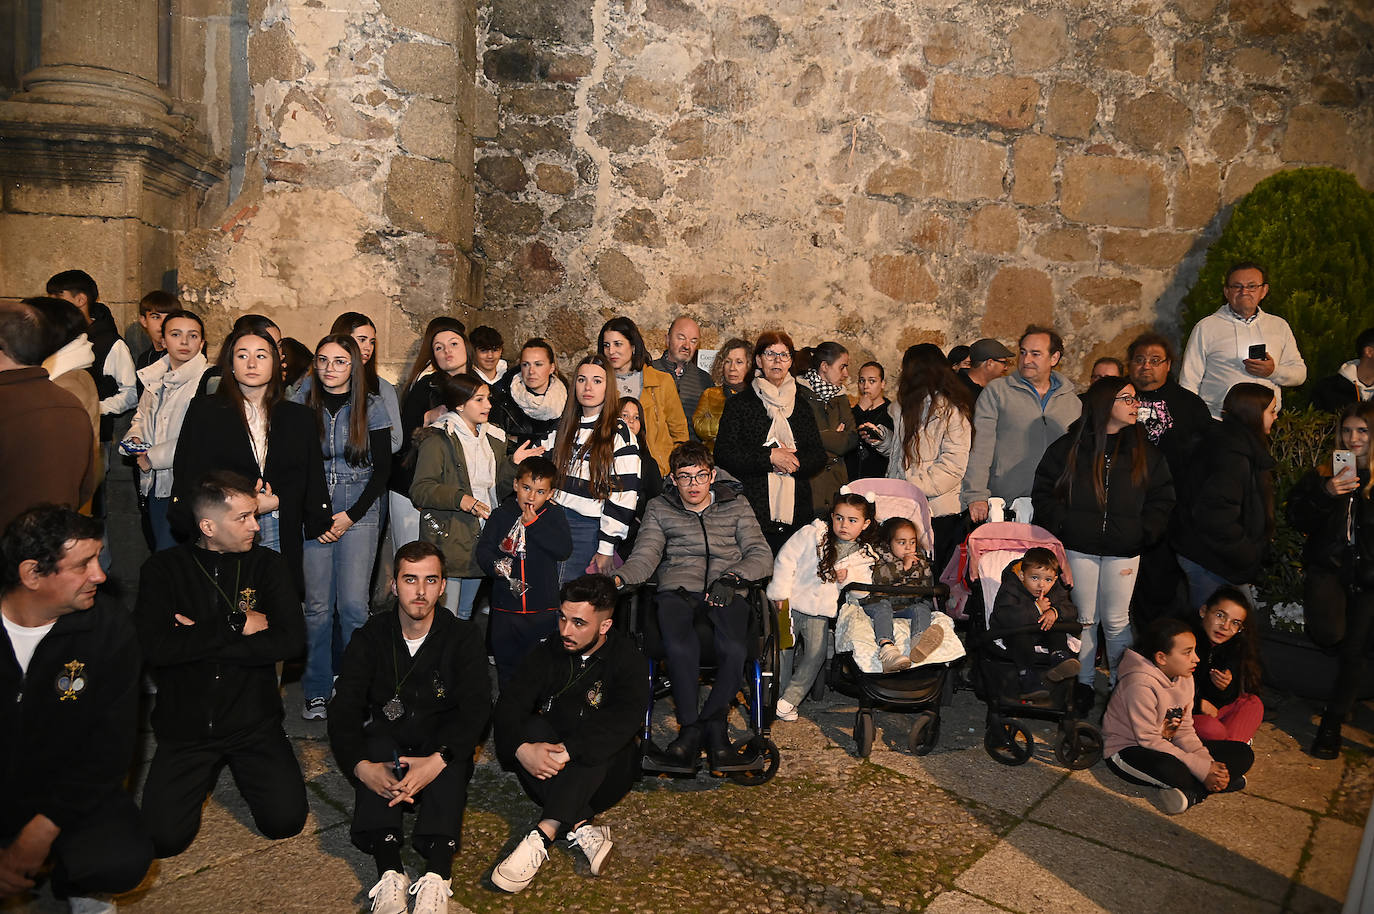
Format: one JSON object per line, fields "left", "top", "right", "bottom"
{"left": 878, "top": 642, "right": 913, "bottom": 672}
{"left": 302, "top": 697, "right": 328, "bottom": 720}
{"left": 491, "top": 830, "right": 548, "bottom": 893}
{"left": 408, "top": 872, "right": 452, "bottom": 914}
{"left": 775, "top": 698, "right": 798, "bottom": 722}
{"left": 367, "top": 869, "right": 410, "bottom": 914}
{"left": 568, "top": 823, "right": 612, "bottom": 875}
{"left": 69, "top": 898, "right": 116, "bottom": 914}
{"left": 1151, "top": 787, "right": 1190, "bottom": 816}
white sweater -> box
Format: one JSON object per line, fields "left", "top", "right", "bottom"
{"left": 1179, "top": 305, "right": 1306, "bottom": 419}
{"left": 766, "top": 519, "right": 879, "bottom": 619}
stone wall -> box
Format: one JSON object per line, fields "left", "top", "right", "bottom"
{"left": 177, "top": 0, "right": 480, "bottom": 377}
{"left": 472, "top": 0, "right": 1374, "bottom": 383}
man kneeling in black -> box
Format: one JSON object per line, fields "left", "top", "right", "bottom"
{"left": 135, "top": 470, "right": 307, "bottom": 858}
{"left": 1, "top": 506, "right": 152, "bottom": 914}
{"left": 490, "top": 574, "right": 648, "bottom": 893}
{"left": 329, "top": 541, "right": 490, "bottom": 914}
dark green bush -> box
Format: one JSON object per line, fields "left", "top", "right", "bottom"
{"left": 1260, "top": 405, "right": 1337, "bottom": 606}
{"left": 1181, "top": 168, "right": 1374, "bottom": 407}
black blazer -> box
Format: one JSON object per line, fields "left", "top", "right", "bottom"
{"left": 170, "top": 395, "right": 332, "bottom": 597}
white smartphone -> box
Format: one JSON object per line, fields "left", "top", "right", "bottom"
{"left": 1334, "top": 449, "right": 1356, "bottom": 476}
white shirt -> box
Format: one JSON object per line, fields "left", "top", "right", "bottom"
{"left": 1179, "top": 305, "right": 1307, "bottom": 419}
{"left": 3, "top": 615, "right": 56, "bottom": 676}
{"left": 403, "top": 633, "right": 427, "bottom": 657}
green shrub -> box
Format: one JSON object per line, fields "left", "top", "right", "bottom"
{"left": 1181, "top": 168, "right": 1374, "bottom": 407}
{"left": 1259, "top": 405, "right": 1337, "bottom": 606}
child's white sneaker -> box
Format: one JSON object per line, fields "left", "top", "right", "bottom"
{"left": 878, "top": 642, "right": 913, "bottom": 672}
{"left": 1152, "top": 787, "right": 1190, "bottom": 816}
{"left": 908, "top": 626, "right": 945, "bottom": 665}
{"left": 774, "top": 698, "right": 798, "bottom": 721}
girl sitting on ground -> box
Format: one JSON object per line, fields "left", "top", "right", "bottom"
{"left": 862, "top": 517, "right": 944, "bottom": 672}
{"left": 1189, "top": 586, "right": 1264, "bottom": 743}
{"left": 768, "top": 490, "right": 883, "bottom": 721}
{"left": 1102, "top": 618, "right": 1254, "bottom": 816}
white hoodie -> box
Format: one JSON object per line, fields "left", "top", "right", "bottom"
{"left": 127, "top": 353, "right": 210, "bottom": 497}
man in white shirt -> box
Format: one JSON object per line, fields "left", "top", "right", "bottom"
{"left": 1179, "top": 262, "right": 1307, "bottom": 419}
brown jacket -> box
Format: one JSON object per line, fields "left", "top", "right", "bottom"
{"left": 0, "top": 368, "right": 97, "bottom": 530}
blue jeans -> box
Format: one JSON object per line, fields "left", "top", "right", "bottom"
{"left": 257, "top": 509, "right": 281, "bottom": 553}
{"left": 862, "top": 598, "right": 929, "bottom": 645}
{"left": 301, "top": 480, "right": 380, "bottom": 702}
{"left": 561, "top": 510, "right": 602, "bottom": 584}
{"left": 781, "top": 611, "right": 830, "bottom": 707}
{"left": 1068, "top": 551, "right": 1140, "bottom": 687}
{"left": 1177, "top": 554, "right": 1238, "bottom": 612}
{"left": 147, "top": 496, "right": 178, "bottom": 552}
{"left": 442, "top": 576, "right": 481, "bottom": 621}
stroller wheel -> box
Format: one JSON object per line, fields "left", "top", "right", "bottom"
{"left": 908, "top": 711, "right": 940, "bottom": 756}
{"left": 854, "top": 709, "right": 875, "bottom": 758}
{"left": 1054, "top": 721, "right": 1104, "bottom": 770}
{"left": 726, "top": 737, "right": 780, "bottom": 785}
{"left": 984, "top": 720, "right": 1034, "bottom": 766}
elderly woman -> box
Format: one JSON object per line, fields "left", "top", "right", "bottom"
{"left": 693, "top": 337, "right": 752, "bottom": 452}
{"left": 714, "top": 330, "right": 826, "bottom": 552}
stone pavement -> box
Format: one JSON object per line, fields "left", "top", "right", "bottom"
{"left": 4, "top": 673, "right": 1369, "bottom": 914}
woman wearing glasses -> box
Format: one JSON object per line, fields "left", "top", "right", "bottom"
{"left": 1033, "top": 376, "right": 1175, "bottom": 714}
{"left": 295, "top": 334, "right": 393, "bottom": 720}
{"left": 714, "top": 330, "right": 826, "bottom": 553}
{"left": 1187, "top": 586, "right": 1264, "bottom": 743}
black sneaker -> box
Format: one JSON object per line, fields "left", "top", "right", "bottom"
{"left": 1073, "top": 681, "right": 1096, "bottom": 716}
{"left": 1310, "top": 715, "right": 1342, "bottom": 760}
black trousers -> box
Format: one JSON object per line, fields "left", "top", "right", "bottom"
{"left": 656, "top": 590, "right": 749, "bottom": 729}
{"left": 2, "top": 793, "right": 152, "bottom": 899}
{"left": 350, "top": 733, "right": 472, "bottom": 856}
{"left": 1106, "top": 739, "right": 1254, "bottom": 806}
{"left": 513, "top": 717, "right": 637, "bottom": 830}
{"left": 490, "top": 609, "right": 558, "bottom": 689}
{"left": 1003, "top": 628, "right": 1071, "bottom": 671}
{"left": 1305, "top": 568, "right": 1374, "bottom": 718}
{"left": 140, "top": 716, "right": 308, "bottom": 858}
{"left": 1131, "top": 539, "right": 1185, "bottom": 627}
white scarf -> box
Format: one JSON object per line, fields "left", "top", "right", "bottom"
{"left": 509, "top": 373, "right": 567, "bottom": 421}
{"left": 432, "top": 412, "right": 497, "bottom": 523}
{"left": 753, "top": 374, "right": 798, "bottom": 524}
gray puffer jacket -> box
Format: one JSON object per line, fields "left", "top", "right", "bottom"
{"left": 617, "top": 474, "right": 774, "bottom": 592}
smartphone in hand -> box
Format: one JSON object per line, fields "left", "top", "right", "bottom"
{"left": 1248, "top": 343, "right": 1267, "bottom": 360}
{"left": 1334, "top": 449, "right": 1356, "bottom": 476}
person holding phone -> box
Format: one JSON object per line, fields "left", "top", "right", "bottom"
{"left": 1288, "top": 400, "right": 1374, "bottom": 759}
{"left": 1179, "top": 261, "right": 1307, "bottom": 419}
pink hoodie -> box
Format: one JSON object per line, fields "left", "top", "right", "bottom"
{"left": 1102, "top": 649, "right": 1214, "bottom": 781}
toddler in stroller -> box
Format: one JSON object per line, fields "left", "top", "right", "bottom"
{"left": 989, "top": 547, "right": 1080, "bottom": 699}
{"left": 865, "top": 517, "right": 946, "bottom": 672}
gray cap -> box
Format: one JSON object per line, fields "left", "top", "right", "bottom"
{"left": 969, "top": 338, "right": 1014, "bottom": 364}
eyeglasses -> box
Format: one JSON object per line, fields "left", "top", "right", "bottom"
{"left": 1114, "top": 395, "right": 1139, "bottom": 405}
{"left": 1225, "top": 282, "right": 1265, "bottom": 292}
{"left": 673, "top": 471, "right": 712, "bottom": 485}
{"left": 315, "top": 356, "right": 351, "bottom": 371}
{"left": 1131, "top": 356, "right": 1167, "bottom": 368}
{"left": 760, "top": 350, "right": 792, "bottom": 362}
{"left": 1209, "top": 609, "right": 1244, "bottom": 632}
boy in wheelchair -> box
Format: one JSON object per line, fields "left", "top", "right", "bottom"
{"left": 614, "top": 442, "right": 773, "bottom": 771}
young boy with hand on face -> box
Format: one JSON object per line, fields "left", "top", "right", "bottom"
{"left": 989, "top": 547, "right": 1080, "bottom": 700}
{"left": 475, "top": 456, "right": 572, "bottom": 687}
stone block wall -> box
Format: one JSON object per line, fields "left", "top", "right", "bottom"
{"left": 473, "top": 0, "right": 1374, "bottom": 382}
{"left": 177, "top": 0, "right": 480, "bottom": 377}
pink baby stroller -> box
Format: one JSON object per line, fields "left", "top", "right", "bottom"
{"left": 955, "top": 522, "right": 1102, "bottom": 769}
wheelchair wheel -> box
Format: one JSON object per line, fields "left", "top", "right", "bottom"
{"left": 727, "top": 737, "right": 780, "bottom": 785}
{"left": 984, "top": 720, "right": 1034, "bottom": 766}
{"left": 908, "top": 711, "right": 939, "bottom": 756}
{"left": 1054, "top": 721, "right": 1103, "bottom": 771}
{"left": 855, "top": 709, "right": 875, "bottom": 758}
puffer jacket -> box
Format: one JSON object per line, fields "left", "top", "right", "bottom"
{"left": 880, "top": 394, "right": 971, "bottom": 517}
{"left": 616, "top": 474, "right": 773, "bottom": 592}
{"left": 128, "top": 353, "right": 210, "bottom": 497}
{"left": 1032, "top": 429, "right": 1175, "bottom": 557}
{"left": 767, "top": 518, "right": 880, "bottom": 619}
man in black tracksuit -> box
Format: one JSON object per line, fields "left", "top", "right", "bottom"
{"left": 327, "top": 541, "right": 491, "bottom": 913}
{"left": 490, "top": 574, "right": 648, "bottom": 894}
{"left": 0, "top": 507, "right": 152, "bottom": 911}
{"left": 135, "top": 471, "right": 307, "bottom": 858}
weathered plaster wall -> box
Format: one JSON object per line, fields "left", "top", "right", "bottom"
{"left": 178, "top": 0, "right": 479, "bottom": 377}
{"left": 473, "top": 0, "right": 1374, "bottom": 382}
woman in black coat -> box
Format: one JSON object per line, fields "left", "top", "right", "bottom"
{"left": 488, "top": 337, "right": 566, "bottom": 451}
{"left": 1288, "top": 400, "right": 1374, "bottom": 759}
{"left": 1171, "top": 382, "right": 1277, "bottom": 607}
{"left": 1033, "top": 376, "right": 1174, "bottom": 709}
{"left": 714, "top": 330, "right": 825, "bottom": 553}
{"left": 171, "top": 326, "right": 332, "bottom": 597}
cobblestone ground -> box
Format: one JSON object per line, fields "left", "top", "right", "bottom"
{"left": 3, "top": 676, "right": 1368, "bottom": 914}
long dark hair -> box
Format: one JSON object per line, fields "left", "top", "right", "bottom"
{"left": 817, "top": 492, "right": 881, "bottom": 583}
{"left": 798, "top": 341, "right": 847, "bottom": 380}
{"left": 402, "top": 317, "right": 468, "bottom": 397}
{"left": 330, "top": 311, "right": 380, "bottom": 395}
{"left": 1198, "top": 586, "right": 1262, "bottom": 694}
{"left": 216, "top": 326, "right": 284, "bottom": 435}
{"left": 553, "top": 355, "right": 625, "bottom": 499}
{"left": 1054, "top": 376, "right": 1149, "bottom": 509}
{"left": 1221, "top": 382, "right": 1276, "bottom": 442}
{"left": 896, "top": 344, "right": 974, "bottom": 471}
{"left": 597, "top": 316, "right": 650, "bottom": 372}
{"left": 308, "top": 334, "right": 372, "bottom": 467}
{"left": 435, "top": 371, "right": 487, "bottom": 412}
{"left": 618, "top": 396, "right": 650, "bottom": 453}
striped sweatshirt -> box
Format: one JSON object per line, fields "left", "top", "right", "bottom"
{"left": 554, "top": 414, "right": 642, "bottom": 556}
